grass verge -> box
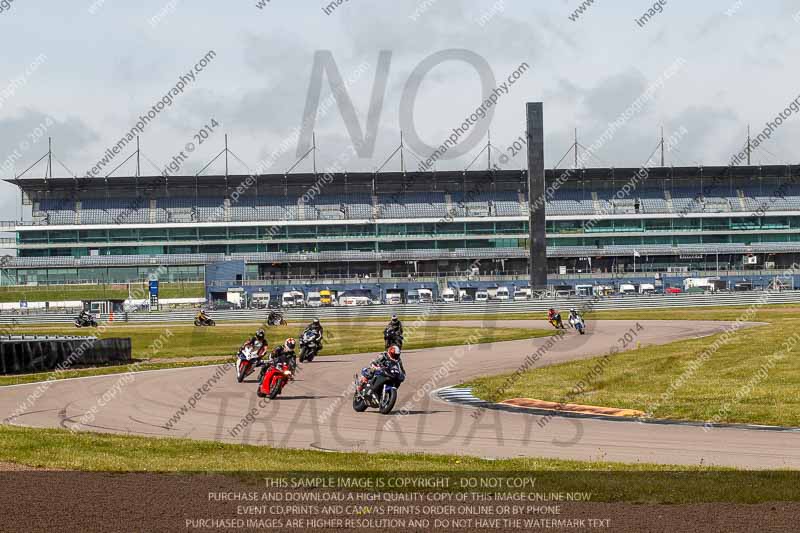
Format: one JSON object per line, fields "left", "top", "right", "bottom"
{"left": 464, "top": 305, "right": 800, "bottom": 426}
{"left": 0, "top": 282, "right": 204, "bottom": 302}
{"left": 2, "top": 424, "right": 800, "bottom": 503}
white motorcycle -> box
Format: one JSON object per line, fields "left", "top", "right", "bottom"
{"left": 235, "top": 345, "right": 262, "bottom": 383}
{"left": 569, "top": 314, "right": 586, "bottom": 335}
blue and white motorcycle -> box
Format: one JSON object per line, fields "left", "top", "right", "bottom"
{"left": 569, "top": 313, "right": 586, "bottom": 335}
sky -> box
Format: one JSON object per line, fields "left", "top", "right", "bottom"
{"left": 1, "top": 0, "right": 800, "bottom": 223}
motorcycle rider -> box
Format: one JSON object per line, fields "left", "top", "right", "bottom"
{"left": 548, "top": 308, "right": 564, "bottom": 329}
{"left": 384, "top": 314, "right": 404, "bottom": 347}
{"left": 196, "top": 308, "right": 211, "bottom": 324}
{"left": 242, "top": 329, "right": 270, "bottom": 362}
{"left": 307, "top": 318, "right": 324, "bottom": 339}
{"left": 358, "top": 345, "right": 405, "bottom": 393}
{"left": 260, "top": 338, "right": 298, "bottom": 381}
{"left": 386, "top": 314, "right": 403, "bottom": 335}
{"left": 77, "top": 309, "right": 93, "bottom": 325}
{"left": 267, "top": 309, "right": 284, "bottom": 326}
{"left": 568, "top": 308, "right": 582, "bottom": 327}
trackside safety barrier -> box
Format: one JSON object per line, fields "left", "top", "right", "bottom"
{"left": 0, "top": 290, "right": 798, "bottom": 325}
{"left": 0, "top": 336, "right": 132, "bottom": 374}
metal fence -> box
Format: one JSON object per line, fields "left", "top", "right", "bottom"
{"left": 0, "top": 290, "right": 797, "bottom": 325}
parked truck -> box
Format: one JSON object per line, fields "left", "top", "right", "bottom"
{"left": 306, "top": 291, "right": 322, "bottom": 307}
{"left": 320, "top": 289, "right": 335, "bottom": 306}
{"left": 417, "top": 288, "right": 433, "bottom": 303}
{"left": 385, "top": 290, "right": 404, "bottom": 305}
{"left": 442, "top": 288, "right": 456, "bottom": 303}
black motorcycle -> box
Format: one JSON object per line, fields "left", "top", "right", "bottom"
{"left": 299, "top": 329, "right": 321, "bottom": 363}
{"left": 267, "top": 311, "right": 287, "bottom": 327}
{"left": 74, "top": 314, "right": 98, "bottom": 328}
{"left": 353, "top": 361, "right": 405, "bottom": 415}
{"left": 384, "top": 327, "right": 404, "bottom": 349}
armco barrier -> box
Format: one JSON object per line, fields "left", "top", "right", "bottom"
{"left": 0, "top": 290, "right": 798, "bottom": 325}
{"left": 0, "top": 336, "right": 132, "bottom": 374}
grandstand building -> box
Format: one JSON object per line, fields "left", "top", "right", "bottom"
{"left": 2, "top": 165, "right": 800, "bottom": 286}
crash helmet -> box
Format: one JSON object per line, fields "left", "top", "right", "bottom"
{"left": 570, "top": 308, "right": 577, "bottom": 314}
{"left": 284, "top": 338, "right": 296, "bottom": 351}
{"left": 390, "top": 314, "right": 399, "bottom": 324}
{"left": 387, "top": 345, "right": 401, "bottom": 360}
{"left": 312, "top": 318, "right": 320, "bottom": 326}
{"left": 548, "top": 308, "right": 555, "bottom": 314}
{"left": 256, "top": 329, "right": 266, "bottom": 341}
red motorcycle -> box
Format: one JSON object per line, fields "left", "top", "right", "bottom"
{"left": 257, "top": 362, "right": 294, "bottom": 399}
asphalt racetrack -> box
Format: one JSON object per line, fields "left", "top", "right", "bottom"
{"left": 3, "top": 319, "right": 798, "bottom": 469}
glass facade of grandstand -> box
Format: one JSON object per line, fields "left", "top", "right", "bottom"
{"left": 4, "top": 167, "right": 800, "bottom": 284}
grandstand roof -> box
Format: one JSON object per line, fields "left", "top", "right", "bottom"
{"left": 6, "top": 165, "right": 800, "bottom": 194}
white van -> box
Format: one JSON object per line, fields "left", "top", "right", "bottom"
{"left": 442, "top": 288, "right": 456, "bottom": 303}
{"left": 281, "top": 292, "right": 296, "bottom": 307}
{"left": 251, "top": 292, "right": 271, "bottom": 309}
{"left": 475, "top": 290, "right": 488, "bottom": 302}
{"left": 417, "top": 288, "right": 433, "bottom": 303}
{"left": 496, "top": 286, "right": 510, "bottom": 301}
{"left": 513, "top": 287, "right": 531, "bottom": 301}
{"left": 306, "top": 291, "right": 322, "bottom": 307}
{"left": 338, "top": 289, "right": 373, "bottom": 306}
{"left": 619, "top": 284, "right": 636, "bottom": 295}
{"left": 292, "top": 291, "right": 305, "bottom": 307}
{"left": 339, "top": 295, "right": 372, "bottom": 306}
{"left": 639, "top": 283, "right": 655, "bottom": 295}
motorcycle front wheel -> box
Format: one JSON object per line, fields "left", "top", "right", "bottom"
{"left": 379, "top": 388, "right": 398, "bottom": 415}
{"left": 256, "top": 372, "right": 267, "bottom": 397}
{"left": 236, "top": 361, "right": 246, "bottom": 383}
{"left": 353, "top": 394, "right": 368, "bottom": 412}
{"left": 299, "top": 347, "right": 308, "bottom": 363}
{"left": 194, "top": 320, "right": 202, "bottom": 326}
{"left": 268, "top": 378, "right": 282, "bottom": 399}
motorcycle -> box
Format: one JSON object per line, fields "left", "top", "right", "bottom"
{"left": 384, "top": 328, "right": 404, "bottom": 350}
{"left": 267, "top": 312, "right": 287, "bottom": 327}
{"left": 74, "top": 314, "right": 98, "bottom": 328}
{"left": 548, "top": 314, "right": 566, "bottom": 330}
{"left": 353, "top": 361, "right": 406, "bottom": 415}
{"left": 299, "top": 329, "right": 321, "bottom": 363}
{"left": 194, "top": 315, "right": 216, "bottom": 327}
{"left": 257, "top": 361, "right": 294, "bottom": 399}
{"left": 235, "top": 345, "right": 262, "bottom": 383}
{"left": 570, "top": 315, "right": 586, "bottom": 335}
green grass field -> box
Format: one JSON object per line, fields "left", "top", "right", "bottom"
{"left": 0, "top": 282, "right": 204, "bottom": 302}
{"left": 0, "top": 323, "right": 552, "bottom": 386}
{"left": 464, "top": 305, "right": 800, "bottom": 426}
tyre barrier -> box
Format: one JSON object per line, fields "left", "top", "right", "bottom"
{"left": 0, "top": 336, "right": 132, "bottom": 375}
